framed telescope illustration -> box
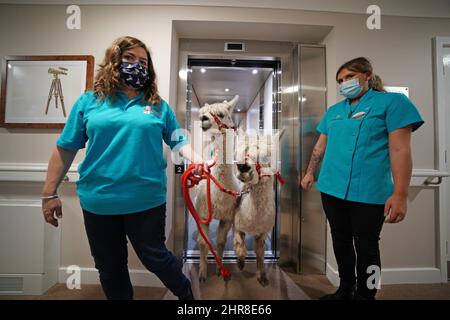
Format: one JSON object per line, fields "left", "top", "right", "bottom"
{"left": 0, "top": 55, "right": 94, "bottom": 128}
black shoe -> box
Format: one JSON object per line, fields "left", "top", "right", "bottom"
{"left": 178, "top": 282, "right": 195, "bottom": 300}
{"left": 353, "top": 290, "right": 376, "bottom": 301}
{"left": 319, "top": 285, "right": 355, "bottom": 300}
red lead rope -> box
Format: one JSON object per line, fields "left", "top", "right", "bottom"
{"left": 181, "top": 158, "right": 239, "bottom": 280}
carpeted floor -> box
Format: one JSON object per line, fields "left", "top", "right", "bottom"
{"left": 0, "top": 263, "right": 449, "bottom": 300}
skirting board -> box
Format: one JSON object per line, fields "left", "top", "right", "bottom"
{"left": 326, "top": 263, "right": 443, "bottom": 287}
{"left": 58, "top": 267, "right": 164, "bottom": 288}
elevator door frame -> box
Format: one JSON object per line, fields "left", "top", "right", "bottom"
{"left": 184, "top": 57, "right": 282, "bottom": 262}
{"left": 173, "top": 39, "right": 328, "bottom": 274}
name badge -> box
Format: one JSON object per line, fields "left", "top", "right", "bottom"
{"left": 351, "top": 111, "right": 366, "bottom": 119}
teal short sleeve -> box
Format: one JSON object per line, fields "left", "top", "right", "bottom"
{"left": 316, "top": 111, "right": 328, "bottom": 135}
{"left": 386, "top": 93, "right": 424, "bottom": 133}
{"left": 163, "top": 102, "right": 188, "bottom": 150}
{"left": 56, "top": 93, "right": 88, "bottom": 150}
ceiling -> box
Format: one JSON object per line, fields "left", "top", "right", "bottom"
{"left": 2, "top": 1, "right": 450, "bottom": 18}
{"left": 175, "top": 21, "right": 333, "bottom": 44}
{"left": 191, "top": 66, "right": 273, "bottom": 113}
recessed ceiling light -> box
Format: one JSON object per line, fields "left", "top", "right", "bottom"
{"left": 252, "top": 69, "right": 258, "bottom": 74}
{"left": 237, "top": 109, "right": 241, "bottom": 112}
{"left": 200, "top": 68, "right": 206, "bottom": 73}
{"left": 225, "top": 88, "right": 230, "bottom": 92}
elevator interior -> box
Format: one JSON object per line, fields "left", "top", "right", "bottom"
{"left": 174, "top": 39, "right": 328, "bottom": 275}
{"left": 186, "top": 58, "right": 281, "bottom": 261}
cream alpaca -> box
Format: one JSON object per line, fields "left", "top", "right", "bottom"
{"left": 194, "top": 95, "right": 240, "bottom": 282}
{"left": 233, "top": 130, "right": 283, "bottom": 286}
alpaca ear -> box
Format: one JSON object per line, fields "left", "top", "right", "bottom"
{"left": 272, "top": 128, "right": 285, "bottom": 142}
{"left": 226, "top": 95, "right": 239, "bottom": 112}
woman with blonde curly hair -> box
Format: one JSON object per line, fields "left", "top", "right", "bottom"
{"left": 41, "top": 36, "right": 199, "bottom": 300}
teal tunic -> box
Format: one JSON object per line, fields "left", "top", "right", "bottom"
{"left": 57, "top": 90, "right": 188, "bottom": 214}
{"left": 316, "top": 89, "right": 424, "bottom": 204}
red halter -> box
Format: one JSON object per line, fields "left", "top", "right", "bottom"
{"left": 244, "top": 154, "right": 285, "bottom": 185}
{"left": 210, "top": 112, "right": 236, "bottom": 132}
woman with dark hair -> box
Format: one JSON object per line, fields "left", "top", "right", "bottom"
{"left": 301, "top": 57, "right": 424, "bottom": 300}
{"left": 41, "top": 36, "right": 199, "bottom": 300}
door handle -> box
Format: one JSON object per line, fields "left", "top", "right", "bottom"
{"left": 424, "top": 176, "right": 442, "bottom": 185}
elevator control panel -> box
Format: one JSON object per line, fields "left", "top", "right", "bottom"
{"left": 175, "top": 164, "right": 185, "bottom": 174}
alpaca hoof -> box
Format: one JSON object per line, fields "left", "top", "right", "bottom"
{"left": 237, "top": 258, "right": 245, "bottom": 270}
{"left": 222, "top": 273, "right": 231, "bottom": 282}
{"left": 199, "top": 269, "right": 207, "bottom": 282}
{"left": 257, "top": 274, "right": 269, "bottom": 287}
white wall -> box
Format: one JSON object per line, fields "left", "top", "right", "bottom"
{"left": 2, "top": 0, "right": 450, "bottom": 18}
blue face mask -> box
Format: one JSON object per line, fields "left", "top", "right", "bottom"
{"left": 119, "top": 62, "right": 149, "bottom": 89}
{"left": 339, "top": 78, "right": 363, "bottom": 99}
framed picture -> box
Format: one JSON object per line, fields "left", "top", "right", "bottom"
{"left": 0, "top": 55, "right": 94, "bottom": 128}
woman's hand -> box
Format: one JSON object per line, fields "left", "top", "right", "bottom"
{"left": 300, "top": 134, "right": 327, "bottom": 192}
{"left": 42, "top": 197, "right": 63, "bottom": 227}
{"left": 41, "top": 146, "right": 77, "bottom": 227}
{"left": 386, "top": 127, "right": 412, "bottom": 224}
{"left": 384, "top": 194, "right": 407, "bottom": 223}
{"left": 193, "top": 162, "right": 209, "bottom": 177}
{"left": 300, "top": 172, "right": 315, "bottom": 191}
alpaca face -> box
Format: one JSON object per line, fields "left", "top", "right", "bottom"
{"left": 198, "top": 95, "right": 239, "bottom": 134}
{"left": 235, "top": 135, "right": 273, "bottom": 185}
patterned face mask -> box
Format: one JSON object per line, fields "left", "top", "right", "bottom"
{"left": 119, "top": 62, "right": 149, "bottom": 89}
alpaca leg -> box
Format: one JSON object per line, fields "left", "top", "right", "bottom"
{"left": 255, "top": 234, "right": 268, "bottom": 286}
{"left": 216, "top": 219, "right": 233, "bottom": 276}
{"left": 197, "top": 223, "right": 210, "bottom": 282}
{"left": 233, "top": 230, "right": 247, "bottom": 270}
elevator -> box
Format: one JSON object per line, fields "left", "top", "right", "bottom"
{"left": 173, "top": 39, "right": 328, "bottom": 275}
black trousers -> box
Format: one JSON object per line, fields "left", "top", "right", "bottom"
{"left": 82, "top": 203, "right": 190, "bottom": 300}
{"left": 321, "top": 192, "right": 385, "bottom": 298}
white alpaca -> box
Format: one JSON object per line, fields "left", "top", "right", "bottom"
{"left": 194, "top": 95, "right": 240, "bottom": 282}
{"left": 233, "top": 130, "right": 283, "bottom": 286}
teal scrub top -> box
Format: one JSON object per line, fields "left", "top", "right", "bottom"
{"left": 316, "top": 89, "right": 424, "bottom": 205}
{"left": 56, "top": 90, "right": 188, "bottom": 214}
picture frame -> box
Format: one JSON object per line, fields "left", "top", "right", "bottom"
{"left": 0, "top": 55, "right": 94, "bottom": 128}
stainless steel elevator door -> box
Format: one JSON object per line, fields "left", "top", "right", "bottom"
{"left": 297, "top": 46, "right": 328, "bottom": 274}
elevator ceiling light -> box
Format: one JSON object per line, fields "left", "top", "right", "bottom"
{"left": 225, "top": 88, "right": 230, "bottom": 92}
{"left": 200, "top": 68, "right": 206, "bottom": 73}
{"left": 237, "top": 109, "right": 241, "bottom": 112}
{"left": 252, "top": 69, "right": 258, "bottom": 74}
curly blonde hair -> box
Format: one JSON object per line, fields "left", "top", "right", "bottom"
{"left": 94, "top": 36, "right": 161, "bottom": 105}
